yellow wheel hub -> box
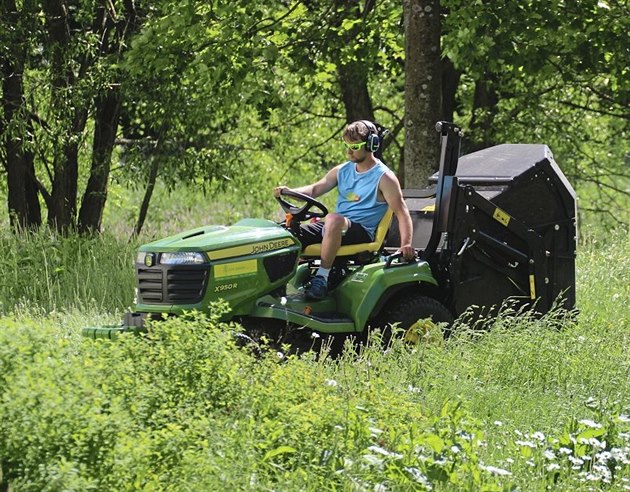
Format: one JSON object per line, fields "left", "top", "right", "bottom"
{"left": 402, "top": 318, "right": 442, "bottom": 345}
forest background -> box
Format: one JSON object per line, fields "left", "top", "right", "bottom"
{"left": 1, "top": 0, "right": 628, "bottom": 234}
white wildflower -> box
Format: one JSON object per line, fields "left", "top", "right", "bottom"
{"left": 494, "top": 420, "right": 503, "bottom": 427}
{"left": 480, "top": 464, "right": 512, "bottom": 476}
{"left": 458, "top": 431, "right": 474, "bottom": 441}
{"left": 543, "top": 449, "right": 556, "bottom": 460}
{"left": 596, "top": 451, "right": 612, "bottom": 463}
{"left": 324, "top": 379, "right": 338, "bottom": 387}
{"left": 559, "top": 447, "right": 573, "bottom": 455}
{"left": 612, "top": 447, "right": 630, "bottom": 464}
{"left": 526, "top": 460, "right": 536, "bottom": 467}
{"left": 585, "top": 397, "right": 598, "bottom": 408}
{"left": 369, "top": 427, "right": 384, "bottom": 436}
{"left": 450, "top": 445, "right": 460, "bottom": 454}
{"left": 362, "top": 454, "right": 384, "bottom": 468}
{"left": 367, "top": 445, "right": 403, "bottom": 459}
{"left": 618, "top": 414, "right": 630, "bottom": 423}
{"left": 404, "top": 467, "right": 433, "bottom": 489}
{"left": 588, "top": 437, "right": 606, "bottom": 449}
{"left": 532, "top": 431, "right": 546, "bottom": 442}
{"left": 547, "top": 463, "right": 561, "bottom": 472}
{"left": 579, "top": 419, "right": 602, "bottom": 429}
{"left": 515, "top": 440, "right": 537, "bottom": 448}
{"left": 593, "top": 464, "right": 613, "bottom": 483}
{"left": 569, "top": 455, "right": 584, "bottom": 467}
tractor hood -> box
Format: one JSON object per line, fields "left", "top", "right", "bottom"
{"left": 139, "top": 219, "right": 299, "bottom": 261}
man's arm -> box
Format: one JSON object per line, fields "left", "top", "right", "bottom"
{"left": 274, "top": 165, "right": 341, "bottom": 198}
{"left": 380, "top": 172, "right": 415, "bottom": 260}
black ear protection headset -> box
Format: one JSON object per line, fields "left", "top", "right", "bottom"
{"left": 359, "top": 120, "right": 380, "bottom": 153}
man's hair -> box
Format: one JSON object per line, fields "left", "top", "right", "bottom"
{"left": 343, "top": 120, "right": 378, "bottom": 143}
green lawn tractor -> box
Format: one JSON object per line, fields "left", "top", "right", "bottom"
{"left": 84, "top": 122, "right": 577, "bottom": 348}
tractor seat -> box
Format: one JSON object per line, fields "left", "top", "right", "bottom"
{"left": 302, "top": 208, "right": 394, "bottom": 258}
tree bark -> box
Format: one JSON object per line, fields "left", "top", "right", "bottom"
{"left": 1, "top": 0, "right": 41, "bottom": 230}
{"left": 78, "top": 2, "right": 138, "bottom": 234}
{"left": 403, "top": 0, "right": 441, "bottom": 188}
{"left": 43, "top": 0, "right": 85, "bottom": 231}
{"left": 332, "top": 0, "right": 376, "bottom": 124}
{"left": 132, "top": 156, "right": 160, "bottom": 239}
{"left": 337, "top": 63, "right": 375, "bottom": 123}
{"left": 441, "top": 56, "right": 461, "bottom": 123}
{"left": 469, "top": 76, "right": 499, "bottom": 151}
{"left": 78, "top": 89, "right": 122, "bottom": 233}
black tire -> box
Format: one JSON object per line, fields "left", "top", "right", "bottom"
{"left": 374, "top": 294, "right": 454, "bottom": 346}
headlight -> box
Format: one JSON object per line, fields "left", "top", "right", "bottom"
{"left": 159, "top": 252, "right": 206, "bottom": 265}
{"left": 136, "top": 252, "right": 147, "bottom": 264}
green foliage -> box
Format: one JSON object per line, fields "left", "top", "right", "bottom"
{"left": 0, "top": 312, "right": 491, "bottom": 490}
{"left": 442, "top": 0, "right": 629, "bottom": 226}
{"left": 0, "top": 226, "right": 628, "bottom": 489}
{"left": 0, "top": 228, "right": 136, "bottom": 314}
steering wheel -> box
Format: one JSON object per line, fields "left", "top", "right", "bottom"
{"left": 275, "top": 189, "right": 328, "bottom": 222}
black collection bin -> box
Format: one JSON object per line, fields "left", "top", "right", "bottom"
{"left": 389, "top": 144, "right": 577, "bottom": 317}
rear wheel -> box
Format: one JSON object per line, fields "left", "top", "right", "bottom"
{"left": 375, "top": 294, "right": 454, "bottom": 346}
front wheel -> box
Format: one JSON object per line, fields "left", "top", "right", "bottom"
{"left": 375, "top": 294, "right": 454, "bottom": 346}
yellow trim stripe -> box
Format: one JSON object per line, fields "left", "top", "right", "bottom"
{"left": 208, "top": 238, "right": 295, "bottom": 260}
{"left": 529, "top": 274, "right": 536, "bottom": 300}
{"left": 214, "top": 259, "right": 258, "bottom": 279}
{"left": 493, "top": 207, "right": 511, "bottom": 227}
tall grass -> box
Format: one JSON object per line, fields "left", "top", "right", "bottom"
{"left": 0, "top": 193, "right": 628, "bottom": 489}
{"left": 0, "top": 228, "right": 137, "bottom": 315}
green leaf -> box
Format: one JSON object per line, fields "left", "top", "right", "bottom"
{"left": 425, "top": 434, "right": 445, "bottom": 453}
{"left": 263, "top": 446, "right": 297, "bottom": 461}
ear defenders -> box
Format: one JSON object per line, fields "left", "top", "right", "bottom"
{"left": 359, "top": 120, "right": 380, "bottom": 153}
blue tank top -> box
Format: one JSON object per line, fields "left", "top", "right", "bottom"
{"left": 335, "top": 160, "right": 389, "bottom": 239}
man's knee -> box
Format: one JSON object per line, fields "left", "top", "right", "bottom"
{"left": 324, "top": 214, "right": 347, "bottom": 235}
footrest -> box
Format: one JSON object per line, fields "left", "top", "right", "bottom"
{"left": 81, "top": 325, "right": 144, "bottom": 339}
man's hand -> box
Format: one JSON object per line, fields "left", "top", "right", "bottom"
{"left": 273, "top": 186, "right": 289, "bottom": 198}
{"left": 398, "top": 244, "right": 415, "bottom": 261}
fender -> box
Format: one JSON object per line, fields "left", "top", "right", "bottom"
{"left": 334, "top": 259, "right": 437, "bottom": 332}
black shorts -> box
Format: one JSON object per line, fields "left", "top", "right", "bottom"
{"left": 297, "top": 219, "right": 372, "bottom": 249}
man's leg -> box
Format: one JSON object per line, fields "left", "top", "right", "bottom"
{"left": 304, "top": 214, "right": 346, "bottom": 299}
{"left": 319, "top": 213, "right": 348, "bottom": 269}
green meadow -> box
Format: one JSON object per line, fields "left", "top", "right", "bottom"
{"left": 0, "top": 185, "right": 629, "bottom": 491}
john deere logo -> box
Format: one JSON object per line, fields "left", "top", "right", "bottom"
{"left": 145, "top": 253, "right": 155, "bottom": 267}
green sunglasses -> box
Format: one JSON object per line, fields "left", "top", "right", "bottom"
{"left": 343, "top": 140, "right": 367, "bottom": 151}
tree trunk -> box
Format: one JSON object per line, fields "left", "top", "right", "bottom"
{"left": 48, "top": 111, "right": 87, "bottom": 232}
{"left": 78, "top": 4, "right": 139, "bottom": 234}
{"left": 403, "top": 0, "right": 441, "bottom": 188}
{"left": 43, "top": 0, "right": 92, "bottom": 232}
{"left": 332, "top": 0, "right": 375, "bottom": 123}
{"left": 441, "top": 56, "right": 461, "bottom": 123}
{"left": 337, "top": 62, "right": 374, "bottom": 123}
{"left": 132, "top": 156, "right": 160, "bottom": 239}
{"left": 469, "top": 76, "right": 499, "bottom": 151}
{"left": 78, "top": 89, "right": 122, "bottom": 233}
{"left": 1, "top": 0, "right": 41, "bottom": 230}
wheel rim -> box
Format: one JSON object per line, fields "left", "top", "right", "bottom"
{"left": 402, "top": 319, "right": 441, "bottom": 345}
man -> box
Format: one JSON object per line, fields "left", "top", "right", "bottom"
{"left": 274, "top": 120, "right": 414, "bottom": 299}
